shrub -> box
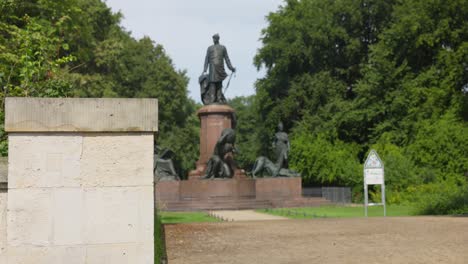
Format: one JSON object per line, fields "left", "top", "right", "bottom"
{"left": 290, "top": 132, "right": 362, "bottom": 187}
{"left": 406, "top": 179, "right": 468, "bottom": 215}
{"left": 154, "top": 211, "right": 167, "bottom": 264}
{"left": 369, "top": 140, "right": 421, "bottom": 204}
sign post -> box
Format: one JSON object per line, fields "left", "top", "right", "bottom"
{"left": 364, "top": 150, "right": 386, "bottom": 217}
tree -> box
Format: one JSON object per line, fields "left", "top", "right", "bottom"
{"left": 228, "top": 96, "right": 261, "bottom": 170}
{"left": 251, "top": 0, "right": 467, "bottom": 210}
{"left": 0, "top": 0, "right": 200, "bottom": 176}
{"left": 254, "top": 0, "right": 395, "bottom": 138}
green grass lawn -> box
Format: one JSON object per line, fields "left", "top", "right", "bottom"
{"left": 158, "top": 211, "right": 220, "bottom": 224}
{"left": 258, "top": 204, "right": 416, "bottom": 218}
{"left": 157, "top": 205, "right": 415, "bottom": 224}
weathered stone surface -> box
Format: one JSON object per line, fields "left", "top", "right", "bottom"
{"left": 85, "top": 243, "right": 153, "bottom": 264}
{"left": 7, "top": 243, "right": 153, "bottom": 264}
{"left": 5, "top": 97, "right": 158, "bottom": 132}
{"left": 7, "top": 133, "right": 154, "bottom": 263}
{"left": 7, "top": 133, "right": 153, "bottom": 189}
{"left": 6, "top": 186, "right": 154, "bottom": 263}
{"left": 7, "top": 188, "right": 53, "bottom": 246}
{"left": 53, "top": 188, "right": 84, "bottom": 245}
{"left": 0, "top": 192, "right": 7, "bottom": 261}
{"left": 7, "top": 134, "right": 82, "bottom": 189}
{"left": 6, "top": 246, "right": 86, "bottom": 264}
{"left": 81, "top": 134, "right": 153, "bottom": 187}
{"left": 7, "top": 187, "right": 153, "bottom": 245}
{"left": 84, "top": 187, "right": 153, "bottom": 244}
{"left": 5, "top": 97, "right": 156, "bottom": 263}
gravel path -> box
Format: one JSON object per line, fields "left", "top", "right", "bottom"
{"left": 165, "top": 216, "right": 468, "bottom": 264}
{"left": 208, "top": 210, "right": 288, "bottom": 221}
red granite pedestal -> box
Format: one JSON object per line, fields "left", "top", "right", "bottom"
{"left": 156, "top": 177, "right": 301, "bottom": 202}
{"left": 155, "top": 177, "right": 330, "bottom": 211}
{"left": 188, "top": 104, "right": 237, "bottom": 179}
{"left": 155, "top": 105, "right": 330, "bottom": 211}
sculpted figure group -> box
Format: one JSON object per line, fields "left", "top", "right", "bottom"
{"left": 155, "top": 34, "right": 300, "bottom": 180}
{"left": 202, "top": 122, "right": 300, "bottom": 179}
{"left": 203, "top": 128, "right": 237, "bottom": 179}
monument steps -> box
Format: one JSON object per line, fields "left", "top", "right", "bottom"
{"left": 157, "top": 197, "right": 330, "bottom": 212}
{"left": 270, "top": 197, "right": 331, "bottom": 208}
{"left": 158, "top": 199, "right": 273, "bottom": 211}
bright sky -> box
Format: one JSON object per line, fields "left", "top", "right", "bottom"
{"left": 104, "top": 0, "right": 284, "bottom": 103}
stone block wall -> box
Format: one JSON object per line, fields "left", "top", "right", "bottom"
{"left": 4, "top": 98, "right": 157, "bottom": 264}
{"left": 0, "top": 157, "right": 7, "bottom": 263}
{"left": 0, "top": 191, "right": 6, "bottom": 263}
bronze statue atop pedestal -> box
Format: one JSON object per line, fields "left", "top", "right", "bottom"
{"left": 200, "top": 33, "right": 236, "bottom": 105}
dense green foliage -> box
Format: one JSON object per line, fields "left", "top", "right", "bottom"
{"left": 228, "top": 96, "right": 260, "bottom": 170}
{"left": 232, "top": 0, "right": 468, "bottom": 214}
{"left": 0, "top": 0, "right": 199, "bottom": 175}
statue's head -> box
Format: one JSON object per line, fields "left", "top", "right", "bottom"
{"left": 277, "top": 121, "right": 284, "bottom": 132}
{"left": 212, "top": 33, "right": 220, "bottom": 44}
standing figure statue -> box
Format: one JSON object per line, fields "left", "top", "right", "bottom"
{"left": 273, "top": 122, "right": 290, "bottom": 174}
{"left": 200, "top": 33, "right": 236, "bottom": 105}
{"left": 249, "top": 121, "right": 299, "bottom": 178}
{"left": 203, "top": 128, "right": 237, "bottom": 179}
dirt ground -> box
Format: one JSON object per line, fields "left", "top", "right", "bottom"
{"left": 165, "top": 217, "right": 468, "bottom": 264}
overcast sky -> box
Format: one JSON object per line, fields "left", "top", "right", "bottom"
{"left": 104, "top": 0, "right": 284, "bottom": 103}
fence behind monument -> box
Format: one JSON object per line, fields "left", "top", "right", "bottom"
{"left": 322, "top": 187, "right": 352, "bottom": 203}
{"left": 303, "top": 187, "right": 351, "bottom": 204}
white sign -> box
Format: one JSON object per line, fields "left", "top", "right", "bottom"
{"left": 364, "top": 168, "right": 384, "bottom": 184}
{"left": 364, "top": 150, "right": 383, "bottom": 168}
{"left": 363, "top": 149, "right": 386, "bottom": 217}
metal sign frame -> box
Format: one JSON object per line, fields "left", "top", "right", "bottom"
{"left": 363, "top": 149, "right": 386, "bottom": 217}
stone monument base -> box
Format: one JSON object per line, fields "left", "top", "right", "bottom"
{"left": 155, "top": 177, "right": 330, "bottom": 211}
{"left": 188, "top": 104, "right": 236, "bottom": 180}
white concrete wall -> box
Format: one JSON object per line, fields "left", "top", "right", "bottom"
{"left": 0, "top": 191, "right": 7, "bottom": 264}
{"left": 5, "top": 97, "right": 158, "bottom": 132}
{"left": 6, "top": 133, "right": 154, "bottom": 264}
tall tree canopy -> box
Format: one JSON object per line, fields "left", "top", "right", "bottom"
{"left": 0, "top": 0, "right": 199, "bottom": 175}
{"left": 243, "top": 0, "right": 468, "bottom": 213}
